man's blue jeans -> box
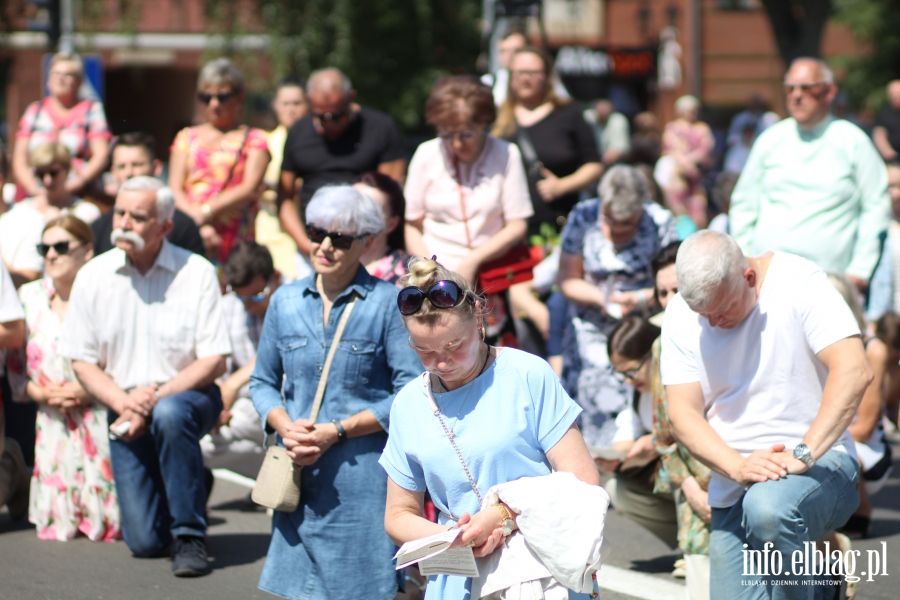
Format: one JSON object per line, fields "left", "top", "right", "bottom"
{"left": 710, "top": 449, "right": 860, "bottom": 600}
{"left": 109, "top": 386, "right": 222, "bottom": 557}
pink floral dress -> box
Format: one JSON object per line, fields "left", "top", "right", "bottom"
{"left": 170, "top": 125, "right": 269, "bottom": 263}
{"left": 6, "top": 278, "right": 120, "bottom": 542}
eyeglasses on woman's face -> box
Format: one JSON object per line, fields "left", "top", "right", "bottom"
{"left": 37, "top": 241, "right": 82, "bottom": 257}
{"left": 306, "top": 225, "right": 366, "bottom": 251}
{"left": 35, "top": 166, "right": 64, "bottom": 180}
{"left": 437, "top": 130, "right": 480, "bottom": 144}
{"left": 601, "top": 213, "right": 642, "bottom": 230}
{"left": 618, "top": 353, "right": 651, "bottom": 382}
{"left": 197, "top": 90, "right": 238, "bottom": 105}
{"left": 510, "top": 70, "right": 545, "bottom": 80}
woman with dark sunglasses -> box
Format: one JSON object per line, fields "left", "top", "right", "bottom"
{"left": 382, "top": 256, "right": 602, "bottom": 599}
{"left": 250, "top": 185, "right": 422, "bottom": 600}
{"left": 7, "top": 215, "right": 122, "bottom": 543}
{"left": 168, "top": 58, "right": 271, "bottom": 264}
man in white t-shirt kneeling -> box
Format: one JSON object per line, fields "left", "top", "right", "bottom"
{"left": 661, "top": 230, "right": 870, "bottom": 598}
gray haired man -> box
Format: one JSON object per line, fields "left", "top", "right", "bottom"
{"left": 60, "top": 177, "right": 232, "bottom": 577}
{"left": 660, "top": 230, "right": 869, "bottom": 597}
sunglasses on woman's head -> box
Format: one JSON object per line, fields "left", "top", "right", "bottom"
{"left": 36, "top": 241, "right": 80, "bottom": 257}
{"left": 397, "top": 280, "right": 474, "bottom": 316}
{"left": 197, "top": 91, "right": 237, "bottom": 105}
{"left": 306, "top": 225, "right": 365, "bottom": 250}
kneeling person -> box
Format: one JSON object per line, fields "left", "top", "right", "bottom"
{"left": 60, "top": 176, "right": 232, "bottom": 577}
{"left": 662, "top": 231, "right": 868, "bottom": 597}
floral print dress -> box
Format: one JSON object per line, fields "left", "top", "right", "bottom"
{"left": 170, "top": 125, "right": 269, "bottom": 263}
{"left": 7, "top": 278, "right": 120, "bottom": 541}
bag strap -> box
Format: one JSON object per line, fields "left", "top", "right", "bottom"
{"left": 219, "top": 126, "right": 252, "bottom": 194}
{"left": 308, "top": 291, "right": 359, "bottom": 423}
{"left": 515, "top": 123, "right": 540, "bottom": 170}
{"left": 453, "top": 158, "right": 474, "bottom": 250}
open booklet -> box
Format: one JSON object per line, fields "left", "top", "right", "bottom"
{"left": 394, "top": 528, "right": 479, "bottom": 578}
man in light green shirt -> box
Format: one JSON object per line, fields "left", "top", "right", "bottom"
{"left": 730, "top": 58, "right": 891, "bottom": 289}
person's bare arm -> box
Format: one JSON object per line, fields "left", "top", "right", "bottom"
{"left": 666, "top": 381, "right": 789, "bottom": 485}
{"left": 0, "top": 319, "right": 24, "bottom": 348}
{"left": 558, "top": 251, "right": 606, "bottom": 310}
{"left": 156, "top": 355, "right": 227, "bottom": 399}
{"left": 545, "top": 423, "right": 602, "bottom": 486}
{"left": 72, "top": 360, "right": 144, "bottom": 415}
{"left": 219, "top": 357, "right": 256, "bottom": 412}
{"left": 378, "top": 158, "right": 407, "bottom": 184}
{"left": 12, "top": 137, "right": 39, "bottom": 196}
{"left": 536, "top": 163, "right": 603, "bottom": 202}
{"left": 68, "top": 137, "right": 110, "bottom": 192}
{"left": 384, "top": 479, "right": 451, "bottom": 545}
{"left": 509, "top": 282, "right": 549, "bottom": 339}
{"left": 7, "top": 268, "right": 41, "bottom": 289}
{"left": 404, "top": 218, "right": 429, "bottom": 258}
{"left": 167, "top": 146, "right": 193, "bottom": 214}
{"left": 873, "top": 126, "right": 898, "bottom": 161}
{"left": 850, "top": 339, "right": 887, "bottom": 443}
{"left": 278, "top": 171, "right": 311, "bottom": 255}
{"left": 455, "top": 219, "right": 527, "bottom": 285}
{"left": 205, "top": 147, "right": 270, "bottom": 219}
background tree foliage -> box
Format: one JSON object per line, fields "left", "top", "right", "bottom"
{"left": 833, "top": 0, "right": 900, "bottom": 111}
{"left": 205, "top": 0, "right": 483, "bottom": 132}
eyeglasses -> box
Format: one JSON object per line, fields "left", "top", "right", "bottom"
{"left": 228, "top": 284, "right": 272, "bottom": 303}
{"left": 312, "top": 108, "right": 350, "bottom": 122}
{"left": 35, "top": 167, "right": 63, "bottom": 179}
{"left": 197, "top": 91, "right": 238, "bottom": 105}
{"left": 306, "top": 225, "right": 366, "bottom": 250}
{"left": 397, "top": 280, "right": 475, "bottom": 316}
{"left": 36, "top": 241, "right": 81, "bottom": 257}
{"left": 619, "top": 353, "right": 651, "bottom": 381}
{"left": 437, "top": 130, "right": 479, "bottom": 143}
{"left": 601, "top": 214, "right": 642, "bottom": 229}
{"left": 783, "top": 82, "right": 829, "bottom": 95}
{"left": 50, "top": 71, "right": 79, "bottom": 80}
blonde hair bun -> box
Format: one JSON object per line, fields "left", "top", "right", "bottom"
{"left": 400, "top": 256, "right": 482, "bottom": 323}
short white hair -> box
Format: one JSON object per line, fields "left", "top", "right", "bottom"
{"left": 119, "top": 176, "right": 175, "bottom": 222}
{"left": 676, "top": 230, "right": 747, "bottom": 310}
{"left": 307, "top": 68, "right": 352, "bottom": 96}
{"left": 674, "top": 95, "right": 700, "bottom": 116}
{"left": 599, "top": 165, "right": 648, "bottom": 220}
{"left": 306, "top": 185, "right": 385, "bottom": 237}
{"left": 786, "top": 57, "right": 834, "bottom": 84}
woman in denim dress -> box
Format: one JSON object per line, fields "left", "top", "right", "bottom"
{"left": 250, "top": 186, "right": 422, "bottom": 600}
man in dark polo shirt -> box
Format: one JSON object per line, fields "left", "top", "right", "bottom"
{"left": 92, "top": 132, "right": 204, "bottom": 255}
{"left": 277, "top": 68, "right": 406, "bottom": 271}
{"left": 874, "top": 80, "right": 900, "bottom": 162}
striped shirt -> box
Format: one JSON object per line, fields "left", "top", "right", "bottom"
{"left": 59, "top": 240, "right": 232, "bottom": 391}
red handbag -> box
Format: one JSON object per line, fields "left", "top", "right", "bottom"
{"left": 477, "top": 244, "right": 543, "bottom": 294}
{"left": 455, "top": 161, "right": 542, "bottom": 295}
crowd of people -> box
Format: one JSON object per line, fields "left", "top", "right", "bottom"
{"left": 0, "top": 39, "right": 898, "bottom": 600}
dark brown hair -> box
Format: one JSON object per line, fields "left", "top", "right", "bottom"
{"left": 875, "top": 312, "right": 900, "bottom": 351}
{"left": 354, "top": 171, "right": 406, "bottom": 252}
{"left": 425, "top": 75, "right": 496, "bottom": 128}
{"left": 607, "top": 316, "right": 661, "bottom": 361}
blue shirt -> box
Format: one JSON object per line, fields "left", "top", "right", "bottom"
{"left": 380, "top": 348, "right": 582, "bottom": 599}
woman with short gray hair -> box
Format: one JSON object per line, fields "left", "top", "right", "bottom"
{"left": 558, "top": 165, "right": 677, "bottom": 448}
{"left": 250, "top": 184, "right": 421, "bottom": 600}
{"left": 169, "top": 57, "right": 270, "bottom": 264}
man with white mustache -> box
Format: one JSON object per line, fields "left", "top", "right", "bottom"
{"left": 59, "top": 176, "right": 232, "bottom": 578}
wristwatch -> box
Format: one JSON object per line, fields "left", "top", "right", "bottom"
{"left": 793, "top": 443, "right": 816, "bottom": 469}
{"left": 200, "top": 203, "right": 212, "bottom": 220}
{"left": 331, "top": 419, "right": 347, "bottom": 444}
{"left": 494, "top": 503, "right": 516, "bottom": 537}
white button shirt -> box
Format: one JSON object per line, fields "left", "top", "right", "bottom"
{"left": 59, "top": 239, "right": 232, "bottom": 391}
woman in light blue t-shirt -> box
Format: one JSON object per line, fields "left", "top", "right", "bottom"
{"left": 379, "top": 257, "right": 600, "bottom": 599}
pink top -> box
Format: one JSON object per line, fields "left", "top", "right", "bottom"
{"left": 16, "top": 98, "right": 111, "bottom": 175}
{"left": 404, "top": 137, "right": 533, "bottom": 270}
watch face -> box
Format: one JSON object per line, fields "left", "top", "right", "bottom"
{"left": 502, "top": 520, "right": 514, "bottom": 536}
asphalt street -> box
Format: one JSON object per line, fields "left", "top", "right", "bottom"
{"left": 2, "top": 455, "right": 899, "bottom": 600}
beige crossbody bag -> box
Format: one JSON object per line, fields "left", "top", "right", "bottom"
{"left": 251, "top": 294, "right": 359, "bottom": 512}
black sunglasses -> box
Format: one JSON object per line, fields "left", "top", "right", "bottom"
{"left": 36, "top": 241, "right": 81, "bottom": 257}
{"left": 306, "top": 225, "right": 366, "bottom": 250}
{"left": 35, "top": 167, "right": 63, "bottom": 179}
{"left": 197, "top": 91, "right": 237, "bottom": 105}
{"left": 313, "top": 108, "right": 349, "bottom": 122}
{"left": 397, "top": 280, "right": 474, "bottom": 316}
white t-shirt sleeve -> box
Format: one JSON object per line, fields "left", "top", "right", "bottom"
{"left": 0, "top": 262, "right": 24, "bottom": 323}
{"left": 660, "top": 294, "right": 701, "bottom": 386}
{"left": 797, "top": 264, "right": 863, "bottom": 354}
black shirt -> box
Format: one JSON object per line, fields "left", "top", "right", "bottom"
{"left": 875, "top": 106, "right": 900, "bottom": 155}
{"left": 504, "top": 102, "right": 600, "bottom": 233}
{"left": 281, "top": 106, "right": 406, "bottom": 212}
{"left": 91, "top": 208, "right": 205, "bottom": 256}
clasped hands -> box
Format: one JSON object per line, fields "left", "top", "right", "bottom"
{"left": 731, "top": 443, "right": 809, "bottom": 487}
{"left": 279, "top": 418, "right": 339, "bottom": 466}
{"left": 39, "top": 381, "right": 90, "bottom": 409}
{"left": 448, "top": 505, "right": 509, "bottom": 558}
{"left": 109, "top": 384, "right": 159, "bottom": 442}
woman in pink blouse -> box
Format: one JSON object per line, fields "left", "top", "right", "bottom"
{"left": 169, "top": 58, "right": 270, "bottom": 263}
{"left": 404, "top": 76, "right": 533, "bottom": 344}
{"left": 13, "top": 53, "right": 111, "bottom": 200}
